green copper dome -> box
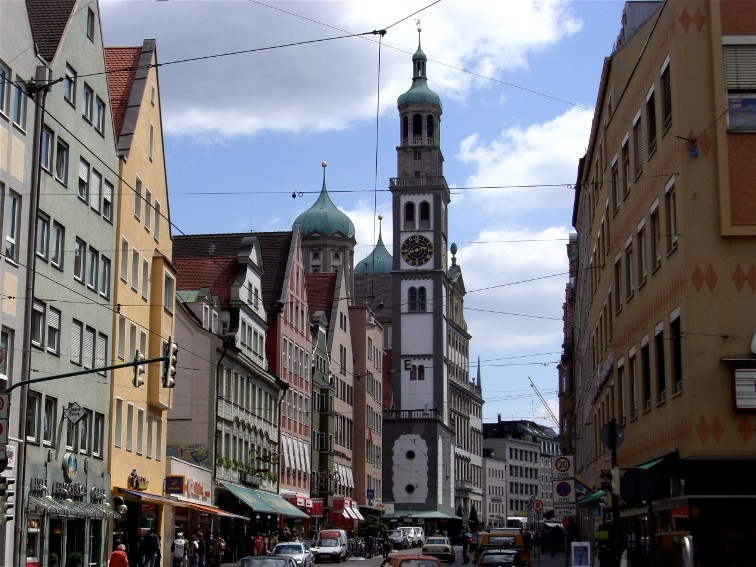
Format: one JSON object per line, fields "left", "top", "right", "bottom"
{"left": 355, "top": 231, "right": 393, "bottom": 275}
{"left": 397, "top": 37, "right": 442, "bottom": 108}
{"left": 293, "top": 166, "right": 355, "bottom": 239}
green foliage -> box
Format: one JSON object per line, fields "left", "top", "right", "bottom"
{"left": 468, "top": 506, "right": 479, "bottom": 532}
{"left": 355, "top": 515, "right": 388, "bottom": 538}
{"left": 48, "top": 552, "right": 59, "bottom": 566}
{"left": 66, "top": 552, "right": 83, "bottom": 567}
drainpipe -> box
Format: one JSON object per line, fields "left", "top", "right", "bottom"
{"left": 213, "top": 340, "right": 231, "bottom": 483}
{"left": 14, "top": 66, "right": 54, "bottom": 567}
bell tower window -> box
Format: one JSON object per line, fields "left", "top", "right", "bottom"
{"left": 404, "top": 202, "right": 416, "bottom": 230}
{"left": 413, "top": 114, "right": 422, "bottom": 143}
{"left": 426, "top": 116, "right": 435, "bottom": 143}
{"left": 402, "top": 115, "right": 409, "bottom": 145}
{"left": 419, "top": 201, "right": 431, "bottom": 229}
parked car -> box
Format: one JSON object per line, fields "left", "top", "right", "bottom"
{"left": 473, "top": 531, "right": 529, "bottom": 567}
{"left": 412, "top": 527, "right": 426, "bottom": 546}
{"left": 389, "top": 529, "right": 410, "bottom": 550}
{"left": 312, "top": 529, "right": 348, "bottom": 562}
{"left": 476, "top": 549, "right": 524, "bottom": 567}
{"left": 273, "top": 542, "right": 315, "bottom": 567}
{"left": 238, "top": 556, "right": 299, "bottom": 567}
{"left": 383, "top": 554, "right": 444, "bottom": 567}
{"left": 399, "top": 527, "right": 417, "bottom": 548}
{"left": 422, "top": 537, "right": 455, "bottom": 563}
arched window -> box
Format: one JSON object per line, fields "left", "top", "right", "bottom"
{"left": 419, "top": 201, "right": 431, "bottom": 229}
{"left": 417, "top": 287, "right": 427, "bottom": 311}
{"left": 408, "top": 287, "right": 417, "bottom": 311}
{"left": 404, "top": 202, "right": 415, "bottom": 230}
{"left": 413, "top": 114, "right": 422, "bottom": 139}
{"left": 402, "top": 115, "right": 409, "bottom": 144}
{"left": 426, "top": 116, "right": 435, "bottom": 142}
{"left": 417, "top": 365, "right": 425, "bottom": 380}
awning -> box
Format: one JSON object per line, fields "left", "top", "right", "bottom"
{"left": 394, "top": 510, "right": 461, "bottom": 519}
{"left": 339, "top": 509, "right": 350, "bottom": 519}
{"left": 175, "top": 498, "right": 249, "bottom": 521}
{"left": 222, "top": 482, "right": 308, "bottom": 519}
{"left": 577, "top": 489, "right": 605, "bottom": 506}
{"left": 344, "top": 506, "right": 358, "bottom": 520}
{"left": 347, "top": 467, "right": 354, "bottom": 488}
{"left": 636, "top": 452, "right": 676, "bottom": 470}
{"left": 351, "top": 507, "right": 365, "bottom": 521}
{"left": 28, "top": 495, "right": 67, "bottom": 515}
{"left": 117, "top": 488, "right": 182, "bottom": 507}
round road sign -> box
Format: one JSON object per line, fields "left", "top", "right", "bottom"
{"left": 532, "top": 499, "right": 544, "bottom": 512}
{"left": 556, "top": 481, "right": 572, "bottom": 498}
{"left": 555, "top": 456, "right": 571, "bottom": 473}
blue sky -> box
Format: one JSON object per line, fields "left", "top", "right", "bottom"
{"left": 101, "top": 0, "right": 629, "bottom": 428}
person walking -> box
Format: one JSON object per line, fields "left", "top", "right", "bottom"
{"left": 196, "top": 532, "right": 206, "bottom": 567}
{"left": 110, "top": 544, "right": 130, "bottom": 567}
{"left": 188, "top": 534, "right": 200, "bottom": 567}
{"left": 142, "top": 529, "right": 160, "bottom": 567}
{"left": 268, "top": 532, "right": 279, "bottom": 554}
{"left": 172, "top": 532, "right": 187, "bottom": 567}
{"left": 254, "top": 533, "right": 266, "bottom": 556}
{"left": 461, "top": 531, "right": 470, "bottom": 564}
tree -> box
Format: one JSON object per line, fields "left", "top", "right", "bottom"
{"left": 468, "top": 506, "right": 480, "bottom": 532}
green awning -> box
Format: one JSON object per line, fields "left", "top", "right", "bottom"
{"left": 637, "top": 452, "right": 674, "bottom": 470}
{"left": 577, "top": 490, "right": 605, "bottom": 506}
{"left": 222, "top": 482, "right": 308, "bottom": 519}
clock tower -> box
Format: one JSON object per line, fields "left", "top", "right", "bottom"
{"left": 385, "top": 27, "right": 457, "bottom": 519}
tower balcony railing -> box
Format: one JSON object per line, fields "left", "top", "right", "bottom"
{"left": 384, "top": 407, "right": 442, "bottom": 421}
{"left": 390, "top": 177, "right": 448, "bottom": 190}
{"left": 402, "top": 136, "right": 437, "bottom": 146}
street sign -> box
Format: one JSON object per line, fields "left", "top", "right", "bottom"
{"left": 552, "top": 455, "right": 574, "bottom": 479}
{"left": 532, "top": 499, "right": 543, "bottom": 512}
{"left": 64, "top": 402, "right": 86, "bottom": 425}
{"left": 367, "top": 489, "right": 375, "bottom": 500}
{"left": 553, "top": 503, "right": 576, "bottom": 518}
{"left": 553, "top": 479, "right": 575, "bottom": 503}
{"left": 0, "top": 394, "right": 9, "bottom": 419}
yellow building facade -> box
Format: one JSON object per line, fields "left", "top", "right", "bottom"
{"left": 105, "top": 40, "right": 176, "bottom": 561}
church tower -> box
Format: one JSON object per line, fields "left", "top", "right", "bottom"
{"left": 384, "top": 26, "right": 458, "bottom": 520}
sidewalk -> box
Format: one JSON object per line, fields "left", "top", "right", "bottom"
{"left": 531, "top": 548, "right": 570, "bottom": 567}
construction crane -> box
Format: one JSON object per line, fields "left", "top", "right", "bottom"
{"left": 529, "top": 377, "right": 559, "bottom": 428}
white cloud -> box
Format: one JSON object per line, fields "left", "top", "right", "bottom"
{"left": 458, "top": 226, "right": 570, "bottom": 351}
{"left": 101, "top": 0, "right": 582, "bottom": 139}
{"left": 458, "top": 106, "right": 593, "bottom": 217}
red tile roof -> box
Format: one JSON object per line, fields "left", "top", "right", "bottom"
{"left": 174, "top": 256, "right": 237, "bottom": 309}
{"left": 104, "top": 47, "right": 141, "bottom": 141}
{"left": 26, "top": 0, "right": 76, "bottom": 63}
{"left": 305, "top": 273, "right": 337, "bottom": 323}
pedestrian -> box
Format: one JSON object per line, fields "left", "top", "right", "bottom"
{"left": 254, "top": 532, "right": 266, "bottom": 556}
{"left": 188, "top": 534, "right": 200, "bottom": 567}
{"left": 196, "top": 532, "right": 206, "bottom": 567}
{"left": 213, "top": 531, "right": 227, "bottom": 565}
{"left": 268, "top": 531, "right": 279, "bottom": 554}
{"left": 172, "top": 532, "right": 187, "bottom": 567}
{"left": 461, "top": 531, "right": 470, "bottom": 564}
{"left": 110, "top": 544, "right": 130, "bottom": 567}
{"left": 142, "top": 528, "right": 161, "bottom": 567}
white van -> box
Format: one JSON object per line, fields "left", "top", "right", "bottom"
{"left": 312, "top": 529, "right": 348, "bottom": 563}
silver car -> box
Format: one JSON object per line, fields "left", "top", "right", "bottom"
{"left": 273, "top": 542, "right": 314, "bottom": 567}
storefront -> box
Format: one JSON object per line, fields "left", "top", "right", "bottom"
{"left": 282, "top": 493, "right": 314, "bottom": 538}
{"left": 331, "top": 497, "right": 363, "bottom": 532}
{"left": 24, "top": 456, "right": 111, "bottom": 567}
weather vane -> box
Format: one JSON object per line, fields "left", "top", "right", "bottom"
{"left": 416, "top": 19, "right": 421, "bottom": 33}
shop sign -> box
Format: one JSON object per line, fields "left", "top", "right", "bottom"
{"left": 128, "top": 469, "right": 149, "bottom": 491}
{"left": 165, "top": 475, "right": 184, "bottom": 495}
{"left": 310, "top": 499, "right": 324, "bottom": 517}
{"left": 63, "top": 453, "right": 78, "bottom": 481}
{"left": 187, "top": 478, "right": 205, "bottom": 498}
{"left": 297, "top": 497, "right": 305, "bottom": 507}
{"left": 333, "top": 497, "right": 344, "bottom": 511}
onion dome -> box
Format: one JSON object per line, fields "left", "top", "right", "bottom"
{"left": 355, "top": 217, "right": 393, "bottom": 274}
{"left": 397, "top": 28, "right": 442, "bottom": 109}
{"left": 293, "top": 162, "right": 355, "bottom": 239}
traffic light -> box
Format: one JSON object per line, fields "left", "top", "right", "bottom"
{"left": 133, "top": 351, "right": 146, "bottom": 388}
{"left": 162, "top": 338, "right": 177, "bottom": 388}
{"left": 0, "top": 476, "right": 15, "bottom": 525}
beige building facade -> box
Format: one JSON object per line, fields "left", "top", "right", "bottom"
{"left": 570, "top": 1, "right": 755, "bottom": 563}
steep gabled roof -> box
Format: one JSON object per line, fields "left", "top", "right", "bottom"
{"left": 173, "top": 231, "right": 294, "bottom": 320}
{"left": 305, "top": 273, "right": 337, "bottom": 325}
{"left": 354, "top": 273, "right": 392, "bottom": 325}
{"left": 104, "top": 47, "right": 140, "bottom": 141}
{"left": 26, "top": 0, "right": 76, "bottom": 63}
{"left": 173, "top": 256, "right": 236, "bottom": 308}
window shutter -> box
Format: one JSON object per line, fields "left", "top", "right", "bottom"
{"left": 48, "top": 307, "right": 60, "bottom": 331}
{"left": 84, "top": 327, "right": 95, "bottom": 369}
{"left": 724, "top": 45, "right": 756, "bottom": 90}
{"left": 96, "top": 333, "right": 107, "bottom": 374}
{"left": 71, "top": 321, "right": 82, "bottom": 364}
{"left": 90, "top": 170, "right": 101, "bottom": 211}
{"left": 79, "top": 159, "right": 89, "bottom": 182}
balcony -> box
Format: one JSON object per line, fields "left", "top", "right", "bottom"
{"left": 384, "top": 408, "right": 442, "bottom": 421}
{"left": 390, "top": 177, "right": 448, "bottom": 190}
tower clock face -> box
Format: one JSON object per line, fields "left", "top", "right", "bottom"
{"left": 401, "top": 234, "right": 433, "bottom": 266}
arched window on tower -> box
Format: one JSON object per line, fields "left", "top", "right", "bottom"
{"left": 426, "top": 116, "right": 435, "bottom": 144}
{"left": 413, "top": 114, "right": 422, "bottom": 143}
{"left": 404, "top": 202, "right": 415, "bottom": 230}
{"left": 402, "top": 115, "right": 409, "bottom": 145}
{"left": 418, "top": 286, "right": 427, "bottom": 311}
{"left": 417, "top": 365, "right": 425, "bottom": 380}
{"left": 408, "top": 287, "right": 417, "bottom": 311}
{"left": 419, "top": 201, "right": 431, "bottom": 229}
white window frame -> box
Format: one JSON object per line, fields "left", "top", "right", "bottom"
{"left": 82, "top": 83, "right": 94, "bottom": 122}
{"left": 55, "top": 137, "right": 69, "bottom": 185}
{"left": 64, "top": 64, "right": 77, "bottom": 104}
{"left": 71, "top": 319, "right": 83, "bottom": 365}
{"left": 31, "top": 300, "right": 45, "bottom": 348}
{"left": 51, "top": 221, "right": 64, "bottom": 269}
{"left": 47, "top": 306, "right": 61, "bottom": 354}
{"left": 120, "top": 237, "right": 129, "bottom": 282}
